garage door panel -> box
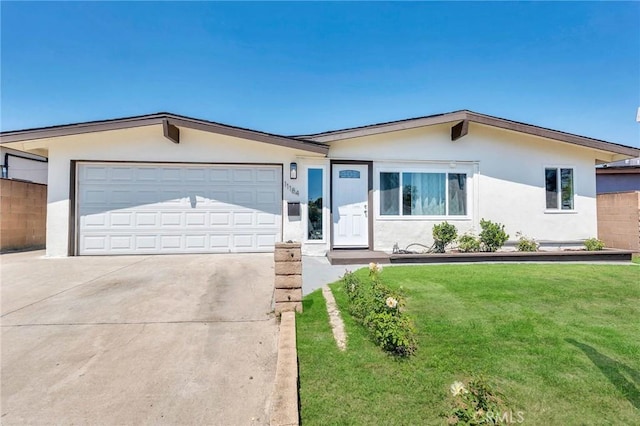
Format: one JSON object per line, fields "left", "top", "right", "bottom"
{"left": 185, "top": 235, "right": 207, "bottom": 249}
{"left": 160, "top": 213, "right": 183, "bottom": 227}
{"left": 82, "top": 213, "right": 107, "bottom": 227}
{"left": 185, "top": 213, "right": 207, "bottom": 226}
{"left": 110, "top": 235, "right": 134, "bottom": 250}
{"left": 233, "top": 169, "right": 254, "bottom": 182}
{"left": 233, "top": 191, "right": 254, "bottom": 205}
{"left": 233, "top": 212, "right": 254, "bottom": 226}
{"left": 78, "top": 164, "right": 282, "bottom": 255}
{"left": 185, "top": 168, "right": 207, "bottom": 181}
{"left": 210, "top": 212, "right": 231, "bottom": 226}
{"left": 111, "top": 167, "right": 135, "bottom": 180}
{"left": 257, "top": 168, "right": 278, "bottom": 182}
{"left": 82, "top": 166, "right": 108, "bottom": 181}
{"left": 161, "top": 168, "right": 182, "bottom": 182}
{"left": 257, "top": 212, "right": 277, "bottom": 225}
{"left": 110, "top": 212, "right": 133, "bottom": 227}
{"left": 135, "top": 235, "right": 158, "bottom": 250}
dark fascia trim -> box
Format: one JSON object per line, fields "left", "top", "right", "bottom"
{"left": 299, "top": 110, "right": 640, "bottom": 157}
{"left": 0, "top": 112, "right": 329, "bottom": 155}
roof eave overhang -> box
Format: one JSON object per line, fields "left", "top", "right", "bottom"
{"left": 299, "top": 111, "right": 468, "bottom": 143}
{"left": 300, "top": 110, "right": 639, "bottom": 158}
{"left": 0, "top": 114, "right": 329, "bottom": 155}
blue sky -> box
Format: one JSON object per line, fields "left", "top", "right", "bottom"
{"left": 2, "top": 2, "right": 639, "bottom": 147}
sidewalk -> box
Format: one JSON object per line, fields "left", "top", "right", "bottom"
{"left": 301, "top": 256, "right": 354, "bottom": 295}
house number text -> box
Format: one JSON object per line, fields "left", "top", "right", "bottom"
{"left": 285, "top": 181, "right": 299, "bottom": 196}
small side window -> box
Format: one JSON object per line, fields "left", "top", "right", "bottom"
{"left": 380, "top": 172, "right": 400, "bottom": 215}
{"left": 545, "top": 167, "right": 574, "bottom": 210}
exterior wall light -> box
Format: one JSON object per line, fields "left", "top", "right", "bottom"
{"left": 290, "top": 162, "right": 298, "bottom": 179}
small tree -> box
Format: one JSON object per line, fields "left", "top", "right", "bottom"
{"left": 433, "top": 222, "right": 458, "bottom": 253}
{"left": 479, "top": 219, "right": 509, "bottom": 252}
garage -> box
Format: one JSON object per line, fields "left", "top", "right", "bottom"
{"left": 76, "top": 163, "right": 282, "bottom": 255}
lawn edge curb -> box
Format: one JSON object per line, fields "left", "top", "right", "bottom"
{"left": 269, "top": 311, "right": 299, "bottom": 426}
{"left": 321, "top": 286, "right": 347, "bottom": 351}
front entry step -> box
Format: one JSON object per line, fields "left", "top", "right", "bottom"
{"left": 327, "top": 250, "right": 390, "bottom": 265}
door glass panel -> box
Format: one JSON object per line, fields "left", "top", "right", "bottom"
{"left": 307, "top": 168, "right": 323, "bottom": 240}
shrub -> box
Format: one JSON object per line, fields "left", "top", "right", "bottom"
{"left": 341, "top": 265, "right": 417, "bottom": 357}
{"left": 479, "top": 219, "right": 509, "bottom": 252}
{"left": 516, "top": 232, "right": 538, "bottom": 252}
{"left": 364, "top": 311, "right": 417, "bottom": 357}
{"left": 446, "top": 376, "right": 512, "bottom": 425}
{"left": 458, "top": 234, "right": 481, "bottom": 253}
{"left": 433, "top": 222, "right": 458, "bottom": 253}
{"left": 584, "top": 238, "right": 605, "bottom": 251}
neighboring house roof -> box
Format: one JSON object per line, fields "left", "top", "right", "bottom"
{"left": 0, "top": 112, "right": 329, "bottom": 155}
{"left": 296, "top": 109, "right": 640, "bottom": 157}
{"left": 596, "top": 157, "right": 640, "bottom": 175}
{"left": 597, "top": 157, "right": 640, "bottom": 169}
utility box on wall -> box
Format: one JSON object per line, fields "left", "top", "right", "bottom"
{"left": 287, "top": 202, "right": 300, "bottom": 218}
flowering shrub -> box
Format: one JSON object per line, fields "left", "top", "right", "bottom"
{"left": 369, "top": 262, "right": 384, "bottom": 273}
{"left": 385, "top": 296, "right": 398, "bottom": 309}
{"left": 342, "top": 265, "right": 417, "bottom": 357}
{"left": 446, "top": 376, "right": 510, "bottom": 425}
{"left": 515, "top": 232, "right": 539, "bottom": 252}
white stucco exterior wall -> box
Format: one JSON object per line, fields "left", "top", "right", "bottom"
{"left": 43, "top": 125, "right": 322, "bottom": 257}
{"left": 327, "top": 122, "right": 601, "bottom": 252}
{"left": 23, "top": 118, "right": 616, "bottom": 257}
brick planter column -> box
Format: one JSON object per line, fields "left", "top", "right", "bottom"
{"left": 274, "top": 242, "right": 302, "bottom": 314}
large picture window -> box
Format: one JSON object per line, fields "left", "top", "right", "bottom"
{"left": 545, "top": 167, "right": 574, "bottom": 210}
{"left": 307, "top": 168, "right": 324, "bottom": 240}
{"left": 380, "top": 171, "right": 467, "bottom": 217}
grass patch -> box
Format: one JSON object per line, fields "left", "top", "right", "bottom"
{"left": 297, "top": 264, "right": 640, "bottom": 425}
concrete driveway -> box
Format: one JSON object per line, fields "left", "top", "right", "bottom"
{"left": 1, "top": 250, "right": 278, "bottom": 425}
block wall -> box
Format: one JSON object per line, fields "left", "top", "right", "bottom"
{"left": 274, "top": 242, "right": 303, "bottom": 314}
{"left": 597, "top": 191, "right": 640, "bottom": 252}
{"left": 0, "top": 179, "right": 47, "bottom": 251}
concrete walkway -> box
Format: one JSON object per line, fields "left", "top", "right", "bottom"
{"left": 301, "top": 256, "right": 355, "bottom": 295}
{"left": 1, "top": 250, "right": 278, "bottom": 425}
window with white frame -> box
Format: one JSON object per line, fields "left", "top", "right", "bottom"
{"left": 379, "top": 171, "right": 468, "bottom": 216}
{"left": 545, "top": 167, "right": 574, "bottom": 210}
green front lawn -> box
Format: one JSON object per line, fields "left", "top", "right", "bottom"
{"left": 297, "top": 264, "right": 640, "bottom": 425}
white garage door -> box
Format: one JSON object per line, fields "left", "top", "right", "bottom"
{"left": 77, "top": 163, "right": 282, "bottom": 255}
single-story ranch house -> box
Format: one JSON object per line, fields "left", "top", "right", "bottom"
{"left": 1, "top": 110, "right": 638, "bottom": 257}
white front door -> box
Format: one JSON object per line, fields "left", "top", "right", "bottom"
{"left": 332, "top": 164, "right": 369, "bottom": 248}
